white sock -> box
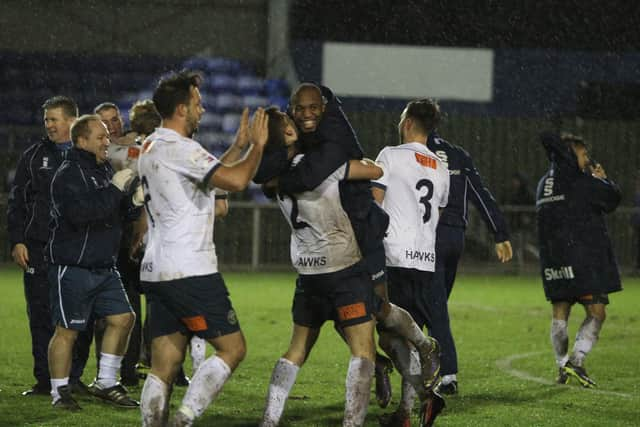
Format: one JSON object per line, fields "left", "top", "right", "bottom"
{"left": 380, "top": 334, "right": 428, "bottom": 401}
{"left": 141, "top": 374, "right": 171, "bottom": 427}
{"left": 190, "top": 336, "right": 206, "bottom": 375}
{"left": 177, "top": 356, "right": 232, "bottom": 422}
{"left": 260, "top": 358, "right": 300, "bottom": 427}
{"left": 441, "top": 374, "right": 457, "bottom": 385}
{"left": 550, "top": 319, "right": 569, "bottom": 367}
{"left": 382, "top": 303, "right": 428, "bottom": 348}
{"left": 50, "top": 377, "right": 69, "bottom": 402}
{"left": 571, "top": 316, "right": 603, "bottom": 367}
{"left": 97, "top": 352, "right": 123, "bottom": 388}
{"left": 343, "top": 356, "right": 374, "bottom": 427}
{"left": 399, "top": 377, "right": 417, "bottom": 415}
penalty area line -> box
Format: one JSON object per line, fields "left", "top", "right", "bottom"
{"left": 495, "top": 351, "right": 634, "bottom": 399}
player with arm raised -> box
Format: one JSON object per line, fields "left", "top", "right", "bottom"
{"left": 259, "top": 107, "right": 380, "bottom": 427}
{"left": 255, "top": 84, "right": 440, "bottom": 408}
{"left": 138, "top": 70, "right": 268, "bottom": 427}
{"left": 536, "top": 132, "right": 622, "bottom": 387}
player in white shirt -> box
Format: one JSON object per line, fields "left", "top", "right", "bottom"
{"left": 372, "top": 99, "right": 450, "bottom": 427}
{"left": 259, "top": 108, "right": 382, "bottom": 427}
{"left": 138, "top": 70, "right": 269, "bottom": 427}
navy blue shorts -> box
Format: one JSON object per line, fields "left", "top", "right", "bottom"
{"left": 141, "top": 273, "right": 240, "bottom": 340}
{"left": 386, "top": 266, "right": 434, "bottom": 330}
{"left": 49, "top": 265, "right": 132, "bottom": 331}
{"left": 293, "top": 262, "right": 374, "bottom": 329}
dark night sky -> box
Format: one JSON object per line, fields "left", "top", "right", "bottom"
{"left": 291, "top": 0, "right": 640, "bottom": 51}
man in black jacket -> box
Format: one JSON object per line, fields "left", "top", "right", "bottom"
{"left": 46, "top": 114, "right": 141, "bottom": 410}
{"left": 255, "top": 85, "right": 441, "bottom": 421}
{"left": 7, "top": 96, "right": 91, "bottom": 396}
{"left": 536, "top": 132, "right": 622, "bottom": 387}
{"left": 425, "top": 110, "right": 513, "bottom": 395}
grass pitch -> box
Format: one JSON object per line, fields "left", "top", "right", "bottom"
{"left": 0, "top": 265, "right": 638, "bottom": 426}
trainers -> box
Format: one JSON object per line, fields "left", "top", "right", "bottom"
{"left": 174, "top": 368, "right": 191, "bottom": 387}
{"left": 375, "top": 353, "right": 393, "bottom": 408}
{"left": 438, "top": 380, "right": 458, "bottom": 395}
{"left": 22, "top": 382, "right": 51, "bottom": 396}
{"left": 378, "top": 409, "right": 410, "bottom": 427}
{"left": 417, "top": 337, "right": 441, "bottom": 390}
{"left": 52, "top": 385, "right": 81, "bottom": 411}
{"left": 69, "top": 380, "right": 91, "bottom": 396}
{"left": 418, "top": 390, "right": 445, "bottom": 427}
{"left": 563, "top": 362, "right": 596, "bottom": 388}
{"left": 89, "top": 382, "right": 139, "bottom": 408}
{"left": 556, "top": 367, "right": 569, "bottom": 385}
{"left": 120, "top": 375, "right": 139, "bottom": 387}
{"left": 136, "top": 362, "right": 150, "bottom": 380}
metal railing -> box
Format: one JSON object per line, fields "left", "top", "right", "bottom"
{"left": 2, "top": 196, "right": 638, "bottom": 273}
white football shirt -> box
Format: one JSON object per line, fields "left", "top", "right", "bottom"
{"left": 278, "top": 155, "right": 361, "bottom": 274}
{"left": 138, "top": 127, "right": 221, "bottom": 282}
{"left": 108, "top": 143, "right": 141, "bottom": 173}
{"left": 373, "top": 142, "right": 450, "bottom": 271}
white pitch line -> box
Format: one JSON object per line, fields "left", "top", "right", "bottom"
{"left": 495, "top": 351, "right": 635, "bottom": 399}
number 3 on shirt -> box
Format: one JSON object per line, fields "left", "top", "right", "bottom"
{"left": 415, "top": 179, "right": 434, "bottom": 223}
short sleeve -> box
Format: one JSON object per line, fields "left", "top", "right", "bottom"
{"left": 372, "top": 148, "right": 391, "bottom": 190}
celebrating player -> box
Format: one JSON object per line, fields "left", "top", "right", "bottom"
{"left": 138, "top": 70, "right": 268, "bottom": 427}
{"left": 536, "top": 132, "right": 622, "bottom": 387}
{"left": 372, "top": 99, "right": 450, "bottom": 427}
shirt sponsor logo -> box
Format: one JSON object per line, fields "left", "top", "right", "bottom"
{"left": 127, "top": 146, "right": 140, "bottom": 159}
{"left": 449, "top": 169, "right": 461, "bottom": 175}
{"left": 69, "top": 319, "right": 85, "bottom": 325}
{"left": 141, "top": 262, "right": 153, "bottom": 272}
{"left": 544, "top": 266, "right": 575, "bottom": 281}
{"left": 537, "top": 194, "right": 565, "bottom": 205}
{"left": 405, "top": 250, "right": 435, "bottom": 263}
{"left": 296, "top": 256, "right": 327, "bottom": 267}
{"left": 414, "top": 153, "right": 437, "bottom": 169}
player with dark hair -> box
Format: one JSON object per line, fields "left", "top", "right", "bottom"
{"left": 536, "top": 132, "right": 622, "bottom": 387}
{"left": 255, "top": 84, "right": 441, "bottom": 409}
{"left": 425, "top": 99, "right": 512, "bottom": 394}
{"left": 373, "top": 99, "right": 450, "bottom": 426}
{"left": 259, "top": 107, "right": 381, "bottom": 427}
{"left": 138, "top": 70, "right": 268, "bottom": 427}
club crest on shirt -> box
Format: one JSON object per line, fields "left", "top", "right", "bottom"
{"left": 40, "top": 156, "right": 50, "bottom": 170}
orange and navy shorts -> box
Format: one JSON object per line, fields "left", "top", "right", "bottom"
{"left": 142, "top": 273, "right": 240, "bottom": 340}
{"left": 293, "top": 262, "right": 374, "bottom": 329}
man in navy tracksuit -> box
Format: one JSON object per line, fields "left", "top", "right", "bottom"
{"left": 7, "top": 96, "right": 91, "bottom": 396}
{"left": 46, "top": 114, "right": 140, "bottom": 410}
{"left": 426, "top": 122, "right": 512, "bottom": 395}
{"left": 536, "top": 132, "right": 621, "bottom": 387}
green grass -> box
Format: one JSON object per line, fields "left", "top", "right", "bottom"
{"left": 0, "top": 265, "right": 639, "bottom": 426}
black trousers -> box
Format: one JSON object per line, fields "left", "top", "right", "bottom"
{"left": 427, "top": 224, "right": 465, "bottom": 376}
